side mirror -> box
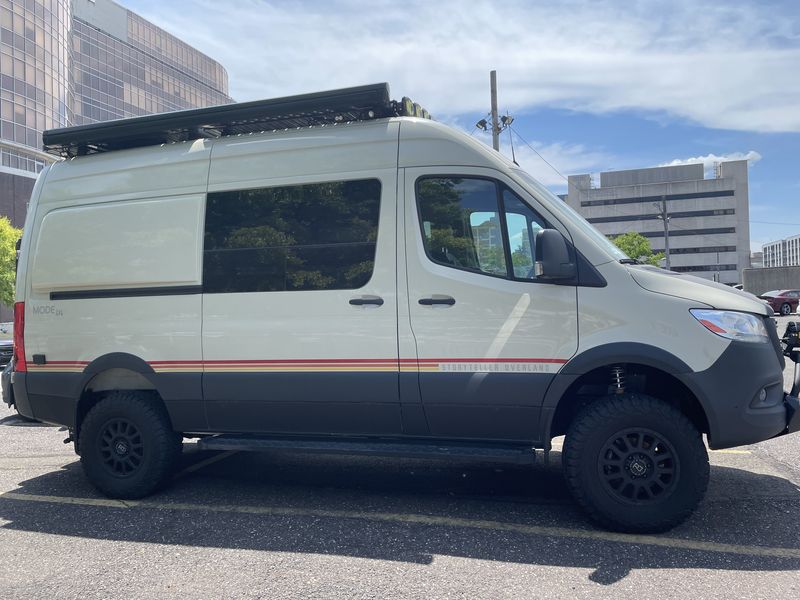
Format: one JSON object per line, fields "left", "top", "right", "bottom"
{"left": 534, "top": 229, "right": 576, "bottom": 281}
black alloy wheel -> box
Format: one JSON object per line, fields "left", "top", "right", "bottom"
{"left": 98, "top": 418, "right": 145, "bottom": 477}
{"left": 598, "top": 427, "right": 679, "bottom": 504}
{"left": 80, "top": 391, "right": 182, "bottom": 498}
{"left": 563, "top": 394, "right": 709, "bottom": 533}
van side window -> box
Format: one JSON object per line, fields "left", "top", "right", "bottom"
{"left": 503, "top": 188, "right": 546, "bottom": 280}
{"left": 417, "top": 177, "right": 507, "bottom": 277}
{"left": 417, "top": 177, "right": 549, "bottom": 281}
{"left": 203, "top": 179, "right": 381, "bottom": 293}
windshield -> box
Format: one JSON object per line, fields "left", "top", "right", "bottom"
{"left": 510, "top": 169, "right": 629, "bottom": 262}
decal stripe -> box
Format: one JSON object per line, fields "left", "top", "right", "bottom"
{"left": 26, "top": 357, "right": 568, "bottom": 374}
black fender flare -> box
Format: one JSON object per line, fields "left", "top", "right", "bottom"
{"left": 538, "top": 343, "right": 694, "bottom": 444}
{"left": 74, "top": 352, "right": 205, "bottom": 434}
{"left": 78, "top": 352, "right": 158, "bottom": 390}
{"left": 74, "top": 353, "right": 159, "bottom": 421}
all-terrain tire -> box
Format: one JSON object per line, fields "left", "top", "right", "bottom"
{"left": 79, "top": 391, "right": 182, "bottom": 499}
{"left": 563, "top": 394, "right": 709, "bottom": 533}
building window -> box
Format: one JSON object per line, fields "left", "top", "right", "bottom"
{"left": 580, "top": 190, "right": 734, "bottom": 208}
{"left": 671, "top": 264, "right": 737, "bottom": 272}
{"left": 587, "top": 208, "right": 734, "bottom": 224}
{"left": 203, "top": 179, "right": 381, "bottom": 293}
{"left": 651, "top": 245, "right": 736, "bottom": 255}
{"left": 625, "top": 227, "right": 736, "bottom": 239}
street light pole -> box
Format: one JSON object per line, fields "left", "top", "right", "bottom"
{"left": 490, "top": 70, "right": 500, "bottom": 151}
{"left": 654, "top": 197, "right": 671, "bottom": 270}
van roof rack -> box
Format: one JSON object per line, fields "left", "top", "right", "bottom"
{"left": 42, "top": 83, "right": 432, "bottom": 158}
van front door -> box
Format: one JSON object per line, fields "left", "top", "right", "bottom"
{"left": 403, "top": 168, "right": 578, "bottom": 441}
{"left": 202, "top": 173, "right": 400, "bottom": 435}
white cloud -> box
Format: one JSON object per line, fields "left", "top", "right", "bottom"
{"left": 126, "top": 0, "right": 800, "bottom": 133}
{"left": 660, "top": 150, "right": 762, "bottom": 175}
{"left": 445, "top": 122, "right": 613, "bottom": 188}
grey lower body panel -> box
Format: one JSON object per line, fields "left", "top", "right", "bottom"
{"left": 203, "top": 372, "right": 403, "bottom": 435}
{"left": 678, "top": 340, "right": 790, "bottom": 449}
{"left": 418, "top": 371, "right": 553, "bottom": 442}
{"left": 14, "top": 368, "right": 551, "bottom": 443}
{"left": 13, "top": 371, "right": 205, "bottom": 431}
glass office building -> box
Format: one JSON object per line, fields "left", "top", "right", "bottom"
{"left": 0, "top": 0, "right": 231, "bottom": 228}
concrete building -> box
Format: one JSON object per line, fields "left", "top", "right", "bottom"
{"left": 565, "top": 161, "right": 750, "bottom": 284}
{"left": 0, "top": 0, "right": 232, "bottom": 228}
{"left": 763, "top": 235, "right": 800, "bottom": 268}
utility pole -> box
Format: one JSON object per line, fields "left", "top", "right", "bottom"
{"left": 490, "top": 70, "right": 500, "bottom": 151}
{"left": 654, "top": 197, "right": 671, "bottom": 270}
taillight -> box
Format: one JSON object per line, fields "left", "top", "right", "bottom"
{"left": 13, "top": 301, "right": 25, "bottom": 372}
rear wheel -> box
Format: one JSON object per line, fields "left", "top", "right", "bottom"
{"left": 79, "top": 391, "right": 182, "bottom": 499}
{"left": 563, "top": 394, "right": 709, "bottom": 532}
{"left": 780, "top": 303, "right": 791, "bottom": 316}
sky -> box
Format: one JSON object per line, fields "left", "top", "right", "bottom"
{"left": 124, "top": 0, "right": 800, "bottom": 252}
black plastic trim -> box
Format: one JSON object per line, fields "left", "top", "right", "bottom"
{"left": 50, "top": 285, "right": 203, "bottom": 300}
{"left": 539, "top": 343, "right": 692, "bottom": 444}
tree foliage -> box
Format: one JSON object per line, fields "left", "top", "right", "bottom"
{"left": 610, "top": 231, "right": 665, "bottom": 267}
{"left": 0, "top": 217, "right": 21, "bottom": 307}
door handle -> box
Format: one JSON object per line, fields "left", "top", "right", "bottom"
{"left": 418, "top": 296, "right": 456, "bottom": 306}
{"left": 349, "top": 296, "right": 384, "bottom": 306}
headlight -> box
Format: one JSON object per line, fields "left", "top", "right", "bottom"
{"left": 690, "top": 309, "right": 769, "bottom": 343}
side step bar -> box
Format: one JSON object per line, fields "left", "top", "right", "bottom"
{"left": 197, "top": 435, "right": 536, "bottom": 465}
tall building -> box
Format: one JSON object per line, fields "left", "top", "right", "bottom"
{"left": 564, "top": 161, "right": 750, "bottom": 285}
{"left": 0, "top": 0, "right": 232, "bottom": 228}
{"left": 763, "top": 235, "right": 800, "bottom": 268}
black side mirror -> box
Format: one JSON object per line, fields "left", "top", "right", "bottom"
{"left": 534, "top": 229, "right": 576, "bottom": 281}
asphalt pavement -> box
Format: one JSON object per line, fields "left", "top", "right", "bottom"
{"left": 0, "top": 317, "right": 798, "bottom": 599}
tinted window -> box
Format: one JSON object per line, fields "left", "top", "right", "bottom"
{"left": 503, "top": 189, "right": 546, "bottom": 279}
{"left": 203, "top": 179, "right": 381, "bottom": 293}
{"left": 417, "top": 178, "right": 507, "bottom": 276}
{"left": 417, "top": 177, "right": 554, "bottom": 281}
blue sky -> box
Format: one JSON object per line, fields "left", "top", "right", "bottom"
{"left": 124, "top": 0, "right": 800, "bottom": 251}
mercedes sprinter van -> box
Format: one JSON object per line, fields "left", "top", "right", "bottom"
{"left": 11, "top": 84, "right": 800, "bottom": 532}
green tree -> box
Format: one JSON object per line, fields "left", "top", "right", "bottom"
{"left": 0, "top": 217, "right": 21, "bottom": 306}
{"left": 610, "top": 231, "right": 665, "bottom": 267}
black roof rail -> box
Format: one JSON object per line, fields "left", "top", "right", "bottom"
{"left": 42, "top": 83, "right": 432, "bottom": 158}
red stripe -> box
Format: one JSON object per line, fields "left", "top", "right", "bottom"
{"left": 150, "top": 358, "right": 567, "bottom": 366}
{"left": 34, "top": 358, "right": 568, "bottom": 368}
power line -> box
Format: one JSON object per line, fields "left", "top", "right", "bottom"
{"left": 508, "top": 125, "right": 570, "bottom": 184}
{"left": 750, "top": 220, "right": 800, "bottom": 226}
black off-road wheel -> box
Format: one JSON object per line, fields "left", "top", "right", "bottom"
{"left": 79, "top": 391, "right": 182, "bottom": 499}
{"left": 563, "top": 394, "right": 709, "bottom": 533}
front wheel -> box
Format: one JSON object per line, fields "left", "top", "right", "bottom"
{"left": 563, "top": 394, "right": 709, "bottom": 532}
{"left": 780, "top": 303, "right": 792, "bottom": 316}
{"left": 79, "top": 391, "right": 182, "bottom": 499}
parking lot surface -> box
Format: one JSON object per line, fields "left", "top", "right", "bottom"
{"left": 0, "top": 316, "right": 798, "bottom": 599}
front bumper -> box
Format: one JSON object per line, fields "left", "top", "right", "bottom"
{"left": 679, "top": 337, "right": 795, "bottom": 449}
{"left": 780, "top": 394, "right": 800, "bottom": 436}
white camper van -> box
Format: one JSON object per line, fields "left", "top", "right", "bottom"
{"left": 11, "top": 84, "right": 800, "bottom": 532}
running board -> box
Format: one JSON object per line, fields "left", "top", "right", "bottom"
{"left": 197, "top": 435, "right": 536, "bottom": 465}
